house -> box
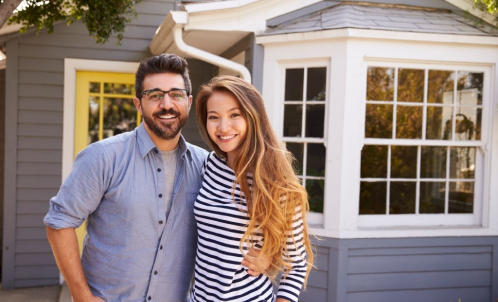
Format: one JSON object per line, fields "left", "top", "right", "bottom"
{"left": 1, "top": 0, "right": 498, "bottom": 301}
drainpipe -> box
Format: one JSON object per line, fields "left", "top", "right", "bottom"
{"left": 173, "top": 25, "right": 252, "bottom": 83}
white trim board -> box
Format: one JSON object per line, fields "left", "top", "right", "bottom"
{"left": 256, "top": 28, "right": 498, "bottom": 46}
{"left": 63, "top": 59, "right": 138, "bottom": 182}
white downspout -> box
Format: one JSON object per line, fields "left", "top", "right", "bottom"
{"left": 173, "top": 25, "right": 252, "bottom": 83}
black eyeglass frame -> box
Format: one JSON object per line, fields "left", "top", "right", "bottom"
{"left": 139, "top": 88, "right": 190, "bottom": 100}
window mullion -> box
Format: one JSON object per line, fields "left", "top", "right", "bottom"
{"left": 301, "top": 68, "right": 308, "bottom": 138}
{"left": 422, "top": 69, "right": 428, "bottom": 140}
{"left": 386, "top": 145, "right": 392, "bottom": 215}
{"left": 445, "top": 146, "right": 450, "bottom": 214}
{"left": 99, "top": 81, "right": 104, "bottom": 141}
{"left": 416, "top": 145, "right": 421, "bottom": 214}
{"left": 452, "top": 70, "right": 457, "bottom": 142}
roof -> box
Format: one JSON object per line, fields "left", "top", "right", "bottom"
{"left": 263, "top": 3, "right": 498, "bottom": 36}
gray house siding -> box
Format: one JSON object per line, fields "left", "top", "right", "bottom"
{"left": 0, "top": 0, "right": 215, "bottom": 288}
{"left": 299, "top": 236, "right": 498, "bottom": 302}
{"left": 0, "top": 68, "right": 5, "bottom": 280}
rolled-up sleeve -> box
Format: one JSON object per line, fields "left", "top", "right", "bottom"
{"left": 44, "top": 143, "right": 111, "bottom": 230}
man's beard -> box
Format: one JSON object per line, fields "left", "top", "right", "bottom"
{"left": 142, "top": 108, "right": 189, "bottom": 140}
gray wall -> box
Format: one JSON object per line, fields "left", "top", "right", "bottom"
{"left": 299, "top": 236, "right": 498, "bottom": 302}
{"left": 0, "top": 68, "right": 5, "bottom": 281}
{"left": 0, "top": 0, "right": 211, "bottom": 288}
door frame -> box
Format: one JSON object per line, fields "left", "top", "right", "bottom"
{"left": 61, "top": 58, "right": 138, "bottom": 284}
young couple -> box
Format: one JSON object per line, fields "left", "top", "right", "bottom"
{"left": 44, "top": 54, "right": 314, "bottom": 302}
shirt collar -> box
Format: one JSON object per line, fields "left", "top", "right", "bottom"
{"left": 137, "top": 123, "right": 191, "bottom": 159}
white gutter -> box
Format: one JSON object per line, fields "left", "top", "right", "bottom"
{"left": 172, "top": 23, "right": 252, "bottom": 83}
{"left": 185, "top": 0, "right": 261, "bottom": 13}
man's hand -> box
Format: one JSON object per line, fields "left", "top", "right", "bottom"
{"left": 241, "top": 248, "right": 271, "bottom": 277}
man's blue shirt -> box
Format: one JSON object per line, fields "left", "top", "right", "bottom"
{"left": 44, "top": 124, "right": 208, "bottom": 302}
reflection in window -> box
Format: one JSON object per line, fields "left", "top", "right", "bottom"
{"left": 359, "top": 181, "right": 387, "bottom": 214}
{"left": 428, "top": 70, "right": 454, "bottom": 104}
{"left": 426, "top": 106, "right": 452, "bottom": 140}
{"left": 396, "top": 105, "right": 423, "bottom": 139}
{"left": 419, "top": 182, "right": 445, "bottom": 214}
{"left": 366, "top": 67, "right": 394, "bottom": 101}
{"left": 397, "top": 68, "right": 424, "bottom": 103}
{"left": 88, "top": 79, "right": 139, "bottom": 144}
{"left": 365, "top": 104, "right": 393, "bottom": 138}
{"left": 362, "top": 66, "right": 482, "bottom": 217}
{"left": 283, "top": 66, "right": 327, "bottom": 213}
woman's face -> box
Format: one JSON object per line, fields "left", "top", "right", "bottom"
{"left": 206, "top": 91, "right": 247, "bottom": 162}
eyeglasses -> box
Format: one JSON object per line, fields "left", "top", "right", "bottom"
{"left": 140, "top": 89, "right": 189, "bottom": 103}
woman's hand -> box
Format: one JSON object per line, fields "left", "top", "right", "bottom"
{"left": 241, "top": 248, "right": 271, "bottom": 276}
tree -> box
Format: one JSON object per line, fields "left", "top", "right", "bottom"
{"left": 474, "top": 0, "right": 498, "bottom": 27}
{"left": 0, "top": 0, "right": 141, "bottom": 45}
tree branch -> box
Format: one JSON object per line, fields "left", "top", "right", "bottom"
{"left": 0, "top": 0, "right": 24, "bottom": 29}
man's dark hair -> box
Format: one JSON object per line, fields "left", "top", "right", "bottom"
{"left": 135, "top": 53, "right": 192, "bottom": 98}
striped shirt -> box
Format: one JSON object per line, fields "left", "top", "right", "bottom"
{"left": 191, "top": 152, "right": 307, "bottom": 302}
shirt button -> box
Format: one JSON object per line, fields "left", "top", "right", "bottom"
{"left": 157, "top": 168, "right": 161, "bottom": 172}
{"left": 154, "top": 149, "right": 158, "bottom": 154}
{"left": 160, "top": 245, "right": 163, "bottom": 250}
{"left": 154, "top": 271, "right": 158, "bottom": 275}
{"left": 159, "top": 194, "right": 163, "bottom": 198}
{"left": 148, "top": 296, "right": 152, "bottom": 301}
{"left": 159, "top": 220, "right": 163, "bottom": 224}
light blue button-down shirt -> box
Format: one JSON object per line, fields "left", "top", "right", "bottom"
{"left": 44, "top": 124, "right": 208, "bottom": 302}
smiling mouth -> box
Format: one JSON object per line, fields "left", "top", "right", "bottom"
{"left": 218, "top": 134, "right": 236, "bottom": 141}
{"left": 158, "top": 115, "right": 176, "bottom": 120}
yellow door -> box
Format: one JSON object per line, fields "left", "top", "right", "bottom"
{"left": 74, "top": 71, "right": 140, "bottom": 253}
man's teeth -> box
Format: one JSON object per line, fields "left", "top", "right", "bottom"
{"left": 159, "top": 115, "right": 175, "bottom": 119}
{"left": 220, "top": 135, "right": 236, "bottom": 140}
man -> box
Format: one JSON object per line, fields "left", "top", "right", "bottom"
{"left": 44, "top": 54, "right": 263, "bottom": 302}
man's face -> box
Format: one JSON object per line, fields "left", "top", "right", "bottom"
{"left": 134, "top": 73, "right": 192, "bottom": 141}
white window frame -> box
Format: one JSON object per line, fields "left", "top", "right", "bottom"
{"left": 276, "top": 60, "right": 331, "bottom": 226}
{"left": 358, "top": 60, "right": 492, "bottom": 228}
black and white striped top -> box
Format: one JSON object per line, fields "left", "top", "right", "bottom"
{"left": 191, "top": 152, "right": 307, "bottom": 302}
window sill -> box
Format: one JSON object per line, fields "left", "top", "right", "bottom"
{"left": 309, "top": 224, "right": 498, "bottom": 239}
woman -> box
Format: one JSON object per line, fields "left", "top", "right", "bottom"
{"left": 192, "top": 76, "right": 314, "bottom": 302}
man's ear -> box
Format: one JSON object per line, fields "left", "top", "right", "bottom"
{"left": 133, "top": 97, "right": 142, "bottom": 115}
{"left": 188, "top": 95, "right": 193, "bottom": 111}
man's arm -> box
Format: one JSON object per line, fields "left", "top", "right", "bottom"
{"left": 46, "top": 226, "right": 104, "bottom": 302}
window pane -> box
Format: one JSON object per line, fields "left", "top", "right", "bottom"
{"left": 285, "top": 69, "right": 304, "bottom": 101}
{"left": 390, "top": 182, "right": 416, "bottom": 214}
{"left": 307, "top": 67, "right": 326, "bottom": 101}
{"left": 306, "top": 179, "right": 324, "bottom": 213}
{"left": 426, "top": 106, "right": 452, "bottom": 140}
{"left": 457, "top": 72, "right": 483, "bottom": 105}
{"left": 421, "top": 146, "right": 447, "bottom": 179}
{"left": 89, "top": 82, "right": 100, "bottom": 93}
{"left": 391, "top": 146, "right": 417, "bottom": 178}
{"left": 104, "top": 83, "right": 134, "bottom": 95}
{"left": 428, "top": 70, "right": 454, "bottom": 104}
{"left": 359, "top": 181, "right": 386, "bottom": 215}
{"left": 455, "top": 107, "right": 482, "bottom": 141}
{"left": 88, "top": 96, "right": 100, "bottom": 144}
{"left": 286, "top": 143, "right": 303, "bottom": 176}
{"left": 103, "top": 98, "right": 137, "bottom": 138}
{"left": 397, "top": 68, "right": 424, "bottom": 103}
{"left": 365, "top": 104, "right": 393, "bottom": 138}
{"left": 305, "top": 104, "right": 325, "bottom": 138}
{"left": 450, "top": 147, "right": 476, "bottom": 179}
{"left": 419, "top": 182, "right": 445, "bottom": 214}
{"left": 366, "top": 67, "right": 394, "bottom": 101}
{"left": 361, "top": 145, "right": 388, "bottom": 178}
{"left": 448, "top": 181, "right": 474, "bottom": 213}
{"left": 396, "top": 105, "right": 423, "bottom": 139}
{"left": 283, "top": 105, "right": 302, "bottom": 137}
{"left": 307, "top": 143, "right": 326, "bottom": 177}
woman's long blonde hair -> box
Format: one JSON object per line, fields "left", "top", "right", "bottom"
{"left": 196, "top": 76, "right": 314, "bottom": 284}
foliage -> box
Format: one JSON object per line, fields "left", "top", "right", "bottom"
{"left": 5, "top": 0, "right": 141, "bottom": 45}
{"left": 473, "top": 0, "right": 498, "bottom": 28}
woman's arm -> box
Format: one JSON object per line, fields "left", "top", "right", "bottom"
{"left": 276, "top": 207, "right": 308, "bottom": 302}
